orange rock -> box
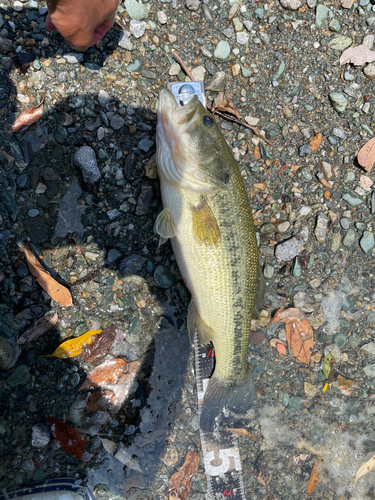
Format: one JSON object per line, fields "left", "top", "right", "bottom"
{"left": 310, "top": 134, "right": 323, "bottom": 152}
{"left": 324, "top": 191, "right": 330, "bottom": 200}
{"left": 253, "top": 145, "right": 261, "bottom": 159}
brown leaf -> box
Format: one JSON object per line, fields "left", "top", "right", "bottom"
{"left": 81, "top": 324, "right": 118, "bottom": 364}
{"left": 17, "top": 312, "right": 58, "bottom": 344}
{"left": 86, "top": 390, "right": 116, "bottom": 411}
{"left": 166, "top": 451, "right": 200, "bottom": 500}
{"left": 18, "top": 242, "right": 73, "bottom": 307}
{"left": 211, "top": 90, "right": 225, "bottom": 112}
{"left": 307, "top": 457, "right": 322, "bottom": 494}
{"left": 286, "top": 319, "right": 314, "bottom": 365}
{"left": 79, "top": 358, "right": 127, "bottom": 391}
{"left": 217, "top": 98, "right": 242, "bottom": 120}
{"left": 270, "top": 308, "right": 313, "bottom": 365}
{"left": 12, "top": 102, "right": 44, "bottom": 133}
{"left": 340, "top": 45, "right": 375, "bottom": 66}
{"left": 358, "top": 137, "right": 375, "bottom": 172}
{"left": 48, "top": 417, "right": 91, "bottom": 461}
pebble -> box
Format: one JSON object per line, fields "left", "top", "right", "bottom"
{"left": 315, "top": 4, "right": 330, "bottom": 28}
{"left": 344, "top": 171, "right": 355, "bottom": 183}
{"left": 340, "top": 218, "right": 350, "bottom": 230}
{"left": 185, "top": 0, "right": 200, "bottom": 10}
{"left": 331, "top": 232, "right": 341, "bottom": 252}
{"left": 232, "top": 18, "right": 243, "bottom": 32}
{"left": 126, "top": 59, "right": 142, "bottom": 72}
{"left": 363, "top": 34, "right": 374, "bottom": 49}
{"left": 206, "top": 71, "right": 226, "bottom": 91}
{"left": 364, "top": 364, "right": 375, "bottom": 377}
{"left": 329, "top": 92, "right": 348, "bottom": 113}
{"left": 13, "top": 0, "right": 23, "bottom": 11}
{"left": 320, "top": 161, "right": 334, "bottom": 181}
{"left": 138, "top": 139, "right": 154, "bottom": 152}
{"left": 0, "top": 337, "right": 19, "bottom": 371}
{"left": 110, "top": 115, "right": 125, "bottom": 130}
{"left": 124, "top": 0, "right": 150, "bottom": 20}
{"left": 299, "top": 144, "right": 311, "bottom": 157}
{"left": 98, "top": 90, "right": 111, "bottom": 107}
{"left": 120, "top": 254, "right": 146, "bottom": 274}
{"left": 7, "top": 364, "right": 30, "bottom": 386}
{"left": 264, "top": 263, "right": 274, "bottom": 279}
{"left": 130, "top": 20, "right": 146, "bottom": 38}
{"left": 169, "top": 62, "right": 181, "bottom": 76}
{"left": 329, "top": 35, "right": 352, "bottom": 51}
{"left": 279, "top": 0, "right": 302, "bottom": 10}
{"left": 107, "top": 249, "right": 123, "bottom": 263}
{"left": 360, "top": 231, "right": 374, "bottom": 253}
{"left": 363, "top": 63, "right": 375, "bottom": 80}
{"left": 74, "top": 146, "right": 101, "bottom": 186}
{"left": 362, "top": 342, "right": 375, "bottom": 356}
{"left": 315, "top": 213, "right": 328, "bottom": 243}
{"left": 202, "top": 4, "right": 214, "bottom": 23}
{"left": 291, "top": 257, "right": 302, "bottom": 277}
{"left": 236, "top": 32, "right": 249, "bottom": 45}
{"left": 255, "top": 7, "right": 265, "bottom": 19}
{"left": 214, "top": 40, "right": 231, "bottom": 60}
{"left": 329, "top": 19, "right": 341, "bottom": 32}
{"left": 272, "top": 61, "right": 285, "bottom": 82}
{"left": 63, "top": 53, "right": 84, "bottom": 64}
{"left": 342, "top": 228, "right": 356, "bottom": 246}
{"left": 154, "top": 265, "right": 176, "bottom": 288}
{"left": 28, "top": 209, "right": 39, "bottom": 217}
{"left": 118, "top": 32, "right": 133, "bottom": 51}
{"left": 342, "top": 193, "right": 364, "bottom": 207}
{"left": 275, "top": 226, "right": 308, "bottom": 261}
{"left": 157, "top": 11, "right": 168, "bottom": 24}
{"left": 334, "top": 333, "right": 347, "bottom": 347}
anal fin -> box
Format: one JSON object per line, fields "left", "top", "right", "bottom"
{"left": 187, "top": 300, "right": 215, "bottom": 345}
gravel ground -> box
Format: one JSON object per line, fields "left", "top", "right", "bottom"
{"left": 1, "top": 0, "right": 375, "bottom": 498}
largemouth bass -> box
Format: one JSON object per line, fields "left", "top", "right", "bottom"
{"left": 156, "top": 89, "right": 260, "bottom": 431}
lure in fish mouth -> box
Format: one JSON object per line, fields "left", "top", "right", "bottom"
{"left": 156, "top": 88, "right": 261, "bottom": 431}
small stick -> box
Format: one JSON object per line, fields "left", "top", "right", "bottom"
{"left": 173, "top": 51, "right": 272, "bottom": 147}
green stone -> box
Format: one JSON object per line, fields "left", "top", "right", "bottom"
{"left": 360, "top": 231, "right": 374, "bottom": 253}
{"left": 126, "top": 59, "right": 142, "bottom": 73}
{"left": 7, "top": 365, "right": 30, "bottom": 387}
{"left": 342, "top": 193, "right": 364, "bottom": 207}
{"left": 124, "top": 0, "right": 150, "bottom": 20}
{"left": 342, "top": 228, "right": 356, "bottom": 246}
{"left": 349, "top": 334, "right": 361, "bottom": 347}
{"left": 329, "top": 19, "right": 341, "bottom": 32}
{"left": 334, "top": 333, "right": 347, "bottom": 347}
{"left": 344, "top": 171, "right": 355, "bottom": 183}
{"left": 331, "top": 232, "right": 341, "bottom": 252}
{"left": 315, "top": 4, "right": 330, "bottom": 28}
{"left": 287, "top": 396, "right": 303, "bottom": 412}
{"left": 2, "top": 314, "right": 23, "bottom": 331}
{"left": 272, "top": 61, "right": 285, "bottom": 82}
{"left": 291, "top": 256, "right": 302, "bottom": 277}
{"left": 54, "top": 126, "right": 68, "bottom": 144}
{"left": 154, "top": 265, "right": 176, "bottom": 289}
{"left": 214, "top": 40, "right": 231, "bottom": 60}
{"left": 329, "top": 35, "right": 352, "bottom": 51}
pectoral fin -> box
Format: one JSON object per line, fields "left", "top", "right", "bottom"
{"left": 155, "top": 208, "right": 177, "bottom": 239}
{"left": 191, "top": 197, "right": 221, "bottom": 247}
{"left": 187, "top": 300, "right": 215, "bottom": 345}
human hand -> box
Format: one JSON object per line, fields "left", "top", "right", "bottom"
{"left": 46, "top": 0, "right": 118, "bottom": 52}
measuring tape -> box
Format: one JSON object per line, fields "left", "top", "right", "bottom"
{"left": 193, "top": 333, "right": 247, "bottom": 500}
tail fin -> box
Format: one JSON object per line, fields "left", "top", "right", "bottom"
{"left": 200, "top": 370, "right": 259, "bottom": 432}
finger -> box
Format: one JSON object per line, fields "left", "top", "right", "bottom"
{"left": 45, "top": 14, "right": 57, "bottom": 31}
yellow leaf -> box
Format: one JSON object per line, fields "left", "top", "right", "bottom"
{"left": 354, "top": 454, "right": 375, "bottom": 484}
{"left": 45, "top": 330, "right": 102, "bottom": 359}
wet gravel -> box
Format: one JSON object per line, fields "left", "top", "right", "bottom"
{"left": 1, "top": 0, "right": 375, "bottom": 498}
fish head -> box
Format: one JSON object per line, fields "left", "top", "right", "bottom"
{"left": 156, "top": 89, "right": 233, "bottom": 193}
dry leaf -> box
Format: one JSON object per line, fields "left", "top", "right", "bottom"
{"left": 18, "top": 241, "right": 73, "bottom": 307}
{"left": 17, "top": 312, "right": 58, "bottom": 344}
{"left": 358, "top": 137, "right": 375, "bottom": 172}
{"left": 86, "top": 390, "right": 116, "bottom": 411}
{"left": 355, "top": 454, "right": 375, "bottom": 483}
{"left": 81, "top": 324, "right": 118, "bottom": 364}
{"left": 307, "top": 457, "right": 322, "bottom": 494}
{"left": 257, "top": 470, "right": 272, "bottom": 487}
{"left": 166, "top": 451, "right": 200, "bottom": 500}
{"left": 109, "top": 357, "right": 143, "bottom": 414}
{"left": 270, "top": 308, "right": 313, "bottom": 365}
{"left": 12, "top": 102, "right": 44, "bottom": 133}
{"left": 211, "top": 90, "right": 225, "bottom": 112}
{"left": 48, "top": 417, "right": 91, "bottom": 461}
{"left": 309, "top": 134, "right": 323, "bottom": 152}
{"left": 79, "top": 358, "right": 127, "bottom": 391}
{"left": 45, "top": 329, "right": 102, "bottom": 359}
{"left": 286, "top": 319, "right": 314, "bottom": 365}
{"left": 217, "top": 98, "right": 242, "bottom": 120}
{"left": 340, "top": 45, "right": 375, "bottom": 66}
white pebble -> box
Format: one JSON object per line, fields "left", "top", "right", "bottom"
{"left": 13, "top": 0, "right": 23, "bottom": 12}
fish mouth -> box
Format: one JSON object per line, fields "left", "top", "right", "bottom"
{"left": 158, "top": 89, "right": 200, "bottom": 130}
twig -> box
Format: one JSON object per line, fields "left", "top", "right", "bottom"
{"left": 173, "top": 51, "right": 273, "bottom": 147}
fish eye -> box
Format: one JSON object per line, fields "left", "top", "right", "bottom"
{"left": 203, "top": 116, "right": 214, "bottom": 128}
